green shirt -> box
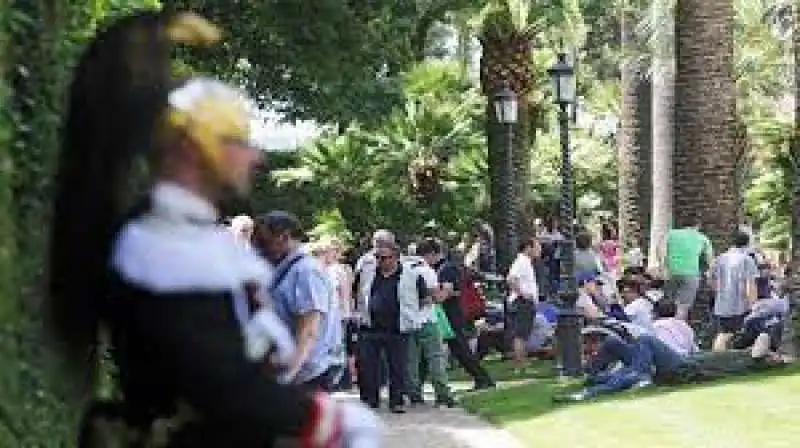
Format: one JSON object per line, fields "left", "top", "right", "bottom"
{"left": 665, "top": 228, "right": 713, "bottom": 276}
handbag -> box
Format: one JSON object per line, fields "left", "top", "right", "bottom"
{"left": 433, "top": 304, "right": 455, "bottom": 340}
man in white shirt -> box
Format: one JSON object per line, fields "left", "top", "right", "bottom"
{"left": 507, "top": 238, "right": 541, "bottom": 373}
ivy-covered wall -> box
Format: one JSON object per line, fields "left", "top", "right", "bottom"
{"left": 0, "top": 1, "right": 160, "bottom": 444}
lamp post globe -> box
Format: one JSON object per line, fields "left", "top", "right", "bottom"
{"left": 548, "top": 52, "right": 576, "bottom": 105}
{"left": 493, "top": 84, "right": 519, "bottom": 124}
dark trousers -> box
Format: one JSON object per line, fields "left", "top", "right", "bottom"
{"left": 476, "top": 329, "right": 506, "bottom": 360}
{"left": 357, "top": 329, "right": 408, "bottom": 407}
{"left": 446, "top": 326, "right": 493, "bottom": 386}
{"left": 299, "top": 365, "right": 343, "bottom": 392}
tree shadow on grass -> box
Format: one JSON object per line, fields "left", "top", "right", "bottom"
{"left": 459, "top": 362, "right": 800, "bottom": 425}
{"left": 449, "top": 357, "right": 557, "bottom": 383}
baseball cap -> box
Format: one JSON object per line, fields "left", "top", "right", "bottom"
{"left": 576, "top": 270, "right": 603, "bottom": 286}
{"left": 259, "top": 211, "right": 307, "bottom": 241}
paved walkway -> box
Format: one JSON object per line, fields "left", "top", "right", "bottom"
{"left": 334, "top": 385, "right": 524, "bottom": 448}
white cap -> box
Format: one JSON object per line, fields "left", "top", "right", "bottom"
{"left": 372, "top": 229, "right": 394, "bottom": 246}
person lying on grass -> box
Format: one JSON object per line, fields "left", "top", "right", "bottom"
{"left": 562, "top": 300, "right": 696, "bottom": 402}
{"left": 558, "top": 319, "right": 687, "bottom": 402}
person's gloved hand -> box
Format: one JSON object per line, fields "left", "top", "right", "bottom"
{"left": 300, "top": 393, "right": 383, "bottom": 448}
{"left": 244, "top": 307, "right": 296, "bottom": 366}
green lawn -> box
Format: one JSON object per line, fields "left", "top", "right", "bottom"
{"left": 459, "top": 360, "right": 800, "bottom": 448}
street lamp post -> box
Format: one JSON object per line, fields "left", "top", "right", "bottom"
{"left": 548, "top": 52, "right": 583, "bottom": 377}
{"left": 493, "top": 83, "right": 518, "bottom": 348}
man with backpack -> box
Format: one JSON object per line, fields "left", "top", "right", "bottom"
{"left": 428, "top": 239, "right": 495, "bottom": 390}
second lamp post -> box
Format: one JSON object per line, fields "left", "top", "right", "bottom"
{"left": 493, "top": 84, "right": 518, "bottom": 347}
{"left": 548, "top": 51, "right": 583, "bottom": 377}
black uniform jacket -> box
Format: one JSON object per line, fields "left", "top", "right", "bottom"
{"left": 103, "top": 182, "right": 313, "bottom": 447}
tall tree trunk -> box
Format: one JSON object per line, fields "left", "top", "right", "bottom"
{"left": 618, "top": 4, "right": 651, "bottom": 252}
{"left": 486, "top": 102, "right": 516, "bottom": 269}
{"left": 790, "top": 0, "right": 800, "bottom": 351}
{"left": 455, "top": 14, "right": 471, "bottom": 79}
{"left": 514, "top": 98, "right": 534, "bottom": 240}
{"left": 674, "top": 0, "right": 738, "bottom": 250}
{"left": 0, "top": 0, "right": 19, "bottom": 322}
{"left": 637, "top": 77, "right": 653, "bottom": 253}
{"left": 648, "top": 55, "right": 675, "bottom": 273}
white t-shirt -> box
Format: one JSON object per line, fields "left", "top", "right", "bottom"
{"left": 507, "top": 253, "right": 538, "bottom": 302}
{"left": 624, "top": 297, "right": 655, "bottom": 334}
{"left": 576, "top": 292, "right": 598, "bottom": 318}
{"left": 416, "top": 264, "right": 439, "bottom": 323}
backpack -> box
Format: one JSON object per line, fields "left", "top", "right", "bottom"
{"left": 459, "top": 268, "right": 486, "bottom": 322}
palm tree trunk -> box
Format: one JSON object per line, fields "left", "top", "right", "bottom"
{"left": 513, "top": 97, "right": 533, "bottom": 240}
{"left": 789, "top": 0, "right": 800, "bottom": 351}
{"left": 637, "top": 78, "right": 653, "bottom": 253}
{"left": 674, "top": 0, "right": 738, "bottom": 249}
{"left": 648, "top": 55, "right": 675, "bottom": 273}
{"left": 618, "top": 4, "right": 651, "bottom": 252}
{"left": 487, "top": 102, "right": 516, "bottom": 269}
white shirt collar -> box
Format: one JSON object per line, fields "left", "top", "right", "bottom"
{"left": 150, "top": 181, "right": 218, "bottom": 225}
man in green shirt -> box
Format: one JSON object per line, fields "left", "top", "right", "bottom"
{"left": 665, "top": 221, "right": 713, "bottom": 321}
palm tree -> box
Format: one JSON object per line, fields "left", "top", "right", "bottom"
{"left": 618, "top": 0, "right": 653, "bottom": 252}
{"left": 478, "top": 0, "right": 538, "bottom": 267}
{"left": 673, "top": 0, "right": 739, "bottom": 249}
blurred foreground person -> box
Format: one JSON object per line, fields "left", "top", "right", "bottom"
{"left": 47, "top": 10, "right": 379, "bottom": 447}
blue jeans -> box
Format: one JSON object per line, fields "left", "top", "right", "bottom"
{"left": 733, "top": 314, "right": 785, "bottom": 351}
{"left": 585, "top": 335, "right": 686, "bottom": 397}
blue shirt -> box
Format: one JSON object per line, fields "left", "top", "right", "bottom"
{"left": 270, "top": 251, "right": 342, "bottom": 383}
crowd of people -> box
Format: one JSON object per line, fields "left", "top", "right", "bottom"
{"left": 226, "top": 217, "right": 498, "bottom": 414}
{"left": 558, "top": 221, "right": 792, "bottom": 401}
{"left": 224, "top": 209, "right": 795, "bottom": 408}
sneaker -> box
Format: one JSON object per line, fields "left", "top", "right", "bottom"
{"left": 632, "top": 376, "right": 653, "bottom": 390}
{"left": 553, "top": 390, "right": 590, "bottom": 403}
{"left": 389, "top": 404, "right": 406, "bottom": 414}
{"left": 471, "top": 381, "right": 496, "bottom": 392}
{"left": 435, "top": 396, "right": 458, "bottom": 408}
{"left": 408, "top": 394, "right": 425, "bottom": 406}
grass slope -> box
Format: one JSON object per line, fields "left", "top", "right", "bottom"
{"left": 458, "top": 360, "right": 800, "bottom": 448}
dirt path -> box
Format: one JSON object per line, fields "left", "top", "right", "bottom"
{"left": 334, "top": 385, "right": 524, "bottom": 448}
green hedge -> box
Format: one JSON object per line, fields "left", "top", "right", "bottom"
{"left": 0, "top": 1, "right": 159, "bottom": 443}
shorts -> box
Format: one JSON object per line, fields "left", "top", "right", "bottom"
{"left": 716, "top": 314, "right": 746, "bottom": 333}
{"left": 667, "top": 275, "right": 701, "bottom": 306}
{"left": 512, "top": 299, "right": 536, "bottom": 339}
